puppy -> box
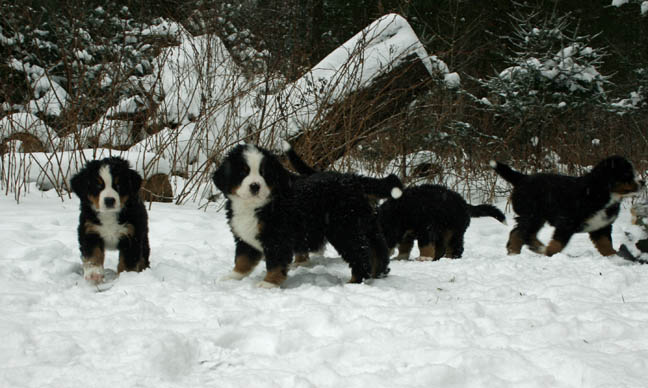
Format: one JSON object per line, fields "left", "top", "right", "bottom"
{"left": 491, "top": 156, "right": 644, "bottom": 256}
{"left": 281, "top": 140, "right": 403, "bottom": 266}
{"left": 213, "top": 144, "right": 398, "bottom": 288}
{"left": 378, "top": 184, "right": 506, "bottom": 260}
{"left": 70, "top": 157, "right": 150, "bottom": 283}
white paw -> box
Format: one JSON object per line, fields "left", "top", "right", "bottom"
{"left": 221, "top": 271, "right": 249, "bottom": 281}
{"left": 256, "top": 280, "right": 280, "bottom": 289}
{"left": 83, "top": 264, "right": 104, "bottom": 284}
{"left": 416, "top": 256, "right": 435, "bottom": 262}
{"left": 393, "top": 254, "right": 410, "bottom": 261}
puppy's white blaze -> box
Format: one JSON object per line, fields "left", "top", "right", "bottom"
{"left": 234, "top": 147, "right": 271, "bottom": 202}
{"left": 96, "top": 212, "right": 129, "bottom": 250}
{"left": 391, "top": 187, "right": 402, "bottom": 199}
{"left": 98, "top": 165, "right": 120, "bottom": 212}
{"left": 229, "top": 146, "right": 271, "bottom": 252}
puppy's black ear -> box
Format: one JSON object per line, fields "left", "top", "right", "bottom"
{"left": 263, "top": 153, "right": 292, "bottom": 192}
{"left": 212, "top": 159, "right": 231, "bottom": 193}
{"left": 70, "top": 167, "right": 88, "bottom": 198}
{"left": 128, "top": 169, "right": 143, "bottom": 195}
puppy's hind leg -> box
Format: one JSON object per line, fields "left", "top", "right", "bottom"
{"left": 589, "top": 225, "right": 617, "bottom": 256}
{"left": 545, "top": 225, "right": 577, "bottom": 256}
{"left": 508, "top": 217, "right": 544, "bottom": 255}
{"left": 395, "top": 231, "right": 415, "bottom": 260}
{"left": 416, "top": 226, "right": 443, "bottom": 261}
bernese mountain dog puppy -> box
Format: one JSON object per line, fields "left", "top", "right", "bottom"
{"left": 213, "top": 144, "right": 401, "bottom": 288}
{"left": 281, "top": 141, "right": 403, "bottom": 266}
{"left": 378, "top": 185, "right": 506, "bottom": 261}
{"left": 491, "top": 156, "right": 644, "bottom": 257}
{"left": 70, "top": 157, "right": 150, "bottom": 284}
{"left": 283, "top": 142, "right": 505, "bottom": 261}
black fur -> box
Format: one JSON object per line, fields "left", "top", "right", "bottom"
{"left": 283, "top": 141, "right": 403, "bottom": 200}
{"left": 491, "top": 155, "right": 644, "bottom": 256}
{"left": 378, "top": 184, "right": 506, "bottom": 260}
{"left": 70, "top": 156, "right": 149, "bottom": 283}
{"left": 213, "top": 144, "right": 396, "bottom": 287}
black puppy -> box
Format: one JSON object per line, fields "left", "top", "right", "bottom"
{"left": 491, "top": 156, "right": 644, "bottom": 256}
{"left": 70, "top": 157, "right": 150, "bottom": 283}
{"left": 213, "top": 144, "right": 399, "bottom": 287}
{"left": 378, "top": 184, "right": 506, "bottom": 260}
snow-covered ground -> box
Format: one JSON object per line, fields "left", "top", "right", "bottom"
{"left": 2, "top": 189, "right": 648, "bottom": 388}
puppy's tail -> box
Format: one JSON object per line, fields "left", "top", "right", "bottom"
{"left": 490, "top": 160, "right": 525, "bottom": 185}
{"left": 281, "top": 140, "right": 318, "bottom": 175}
{"left": 468, "top": 204, "right": 506, "bottom": 224}
{"left": 358, "top": 174, "right": 403, "bottom": 199}
{"left": 282, "top": 139, "right": 403, "bottom": 199}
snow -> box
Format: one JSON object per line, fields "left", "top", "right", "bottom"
{"left": 0, "top": 113, "right": 56, "bottom": 150}
{"left": 137, "top": 14, "right": 454, "bottom": 156}
{"left": 2, "top": 188, "right": 648, "bottom": 387}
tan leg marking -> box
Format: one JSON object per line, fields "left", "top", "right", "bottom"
{"left": 528, "top": 235, "right": 546, "bottom": 254}
{"left": 417, "top": 244, "right": 437, "bottom": 261}
{"left": 348, "top": 274, "right": 361, "bottom": 284}
{"left": 117, "top": 250, "right": 147, "bottom": 274}
{"left": 591, "top": 235, "right": 617, "bottom": 256}
{"left": 506, "top": 229, "right": 523, "bottom": 255}
{"left": 395, "top": 238, "right": 414, "bottom": 260}
{"left": 293, "top": 253, "right": 310, "bottom": 267}
{"left": 263, "top": 266, "right": 287, "bottom": 286}
{"left": 233, "top": 253, "right": 260, "bottom": 276}
{"left": 545, "top": 240, "right": 564, "bottom": 256}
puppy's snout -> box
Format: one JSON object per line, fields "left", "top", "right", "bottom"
{"left": 104, "top": 197, "right": 116, "bottom": 208}
{"left": 249, "top": 183, "right": 261, "bottom": 195}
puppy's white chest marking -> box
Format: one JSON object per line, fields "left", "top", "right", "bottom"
{"left": 230, "top": 198, "right": 265, "bottom": 252}
{"left": 93, "top": 213, "right": 130, "bottom": 250}
{"left": 582, "top": 198, "right": 619, "bottom": 232}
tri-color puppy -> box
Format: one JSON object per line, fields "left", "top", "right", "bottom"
{"left": 491, "top": 156, "right": 644, "bottom": 257}
{"left": 213, "top": 144, "right": 400, "bottom": 288}
{"left": 283, "top": 142, "right": 504, "bottom": 261}
{"left": 70, "top": 157, "right": 150, "bottom": 283}
{"left": 378, "top": 184, "right": 506, "bottom": 261}
{"left": 281, "top": 140, "right": 403, "bottom": 266}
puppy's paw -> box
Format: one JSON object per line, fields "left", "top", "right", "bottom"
{"left": 256, "top": 280, "right": 280, "bottom": 289}
{"left": 415, "top": 256, "right": 437, "bottom": 262}
{"left": 83, "top": 265, "right": 104, "bottom": 284}
{"left": 393, "top": 253, "right": 410, "bottom": 261}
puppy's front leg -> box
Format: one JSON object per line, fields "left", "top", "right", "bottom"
{"left": 80, "top": 235, "right": 105, "bottom": 284}
{"left": 117, "top": 236, "right": 146, "bottom": 273}
{"left": 222, "top": 240, "right": 262, "bottom": 281}
{"left": 258, "top": 247, "right": 292, "bottom": 288}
